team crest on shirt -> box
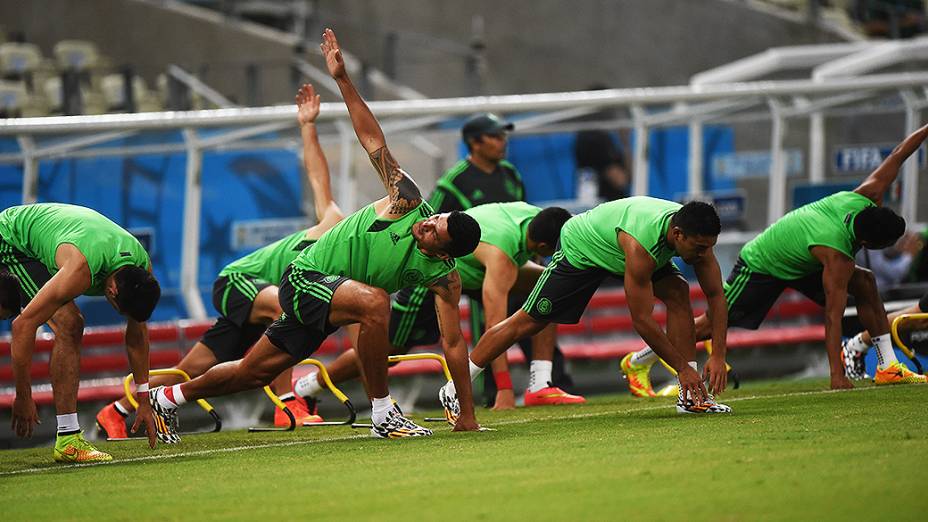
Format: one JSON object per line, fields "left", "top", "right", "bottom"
{"left": 537, "top": 298, "right": 552, "bottom": 315}
{"left": 321, "top": 275, "right": 340, "bottom": 284}
{"left": 471, "top": 189, "right": 485, "bottom": 201}
{"left": 390, "top": 232, "right": 401, "bottom": 245}
{"left": 403, "top": 269, "right": 424, "bottom": 285}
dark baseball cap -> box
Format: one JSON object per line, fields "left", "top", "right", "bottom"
{"left": 461, "top": 113, "right": 514, "bottom": 141}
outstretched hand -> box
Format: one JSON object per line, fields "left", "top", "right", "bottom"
{"left": 295, "top": 83, "right": 321, "bottom": 127}
{"left": 321, "top": 28, "right": 346, "bottom": 79}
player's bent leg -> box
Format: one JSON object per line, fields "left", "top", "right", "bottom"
{"left": 327, "top": 281, "right": 393, "bottom": 399}
{"left": 47, "top": 303, "right": 84, "bottom": 417}
{"left": 45, "top": 304, "right": 113, "bottom": 461}
{"left": 327, "top": 281, "right": 431, "bottom": 438}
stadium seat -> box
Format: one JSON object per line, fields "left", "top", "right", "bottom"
{"left": 0, "top": 42, "right": 41, "bottom": 81}
{"left": 101, "top": 73, "right": 162, "bottom": 112}
{"left": 53, "top": 40, "right": 99, "bottom": 71}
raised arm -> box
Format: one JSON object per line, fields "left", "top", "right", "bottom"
{"left": 296, "top": 83, "right": 342, "bottom": 226}
{"left": 811, "top": 246, "right": 855, "bottom": 390}
{"left": 692, "top": 249, "right": 728, "bottom": 394}
{"left": 619, "top": 232, "right": 707, "bottom": 404}
{"left": 855, "top": 123, "right": 928, "bottom": 204}
{"left": 429, "top": 270, "right": 480, "bottom": 431}
{"left": 321, "top": 28, "right": 422, "bottom": 216}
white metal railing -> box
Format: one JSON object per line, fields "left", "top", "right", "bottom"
{"left": 0, "top": 72, "right": 925, "bottom": 319}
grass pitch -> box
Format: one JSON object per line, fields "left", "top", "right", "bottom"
{"left": 1, "top": 379, "right": 926, "bottom": 521}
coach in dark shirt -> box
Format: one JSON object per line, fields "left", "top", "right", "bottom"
{"left": 430, "top": 113, "right": 525, "bottom": 212}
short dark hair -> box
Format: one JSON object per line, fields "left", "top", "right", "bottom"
{"left": 671, "top": 201, "right": 721, "bottom": 237}
{"left": 528, "top": 207, "right": 572, "bottom": 246}
{"left": 0, "top": 271, "right": 22, "bottom": 317}
{"left": 444, "top": 211, "right": 481, "bottom": 258}
{"left": 114, "top": 266, "right": 161, "bottom": 322}
{"left": 854, "top": 206, "right": 906, "bottom": 247}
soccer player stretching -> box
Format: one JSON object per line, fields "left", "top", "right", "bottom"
{"left": 440, "top": 197, "right": 730, "bottom": 415}
{"left": 1, "top": 204, "right": 160, "bottom": 461}
{"left": 96, "top": 83, "right": 343, "bottom": 437}
{"left": 623, "top": 124, "right": 928, "bottom": 395}
{"left": 148, "top": 28, "right": 482, "bottom": 441}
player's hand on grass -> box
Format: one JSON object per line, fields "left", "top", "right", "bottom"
{"left": 296, "top": 83, "right": 321, "bottom": 127}
{"left": 321, "top": 28, "right": 346, "bottom": 79}
{"left": 11, "top": 394, "right": 39, "bottom": 438}
{"left": 452, "top": 415, "right": 481, "bottom": 432}
{"left": 492, "top": 389, "right": 516, "bottom": 410}
{"left": 830, "top": 374, "right": 854, "bottom": 390}
{"left": 132, "top": 401, "right": 158, "bottom": 449}
{"left": 704, "top": 355, "right": 728, "bottom": 395}
{"left": 678, "top": 366, "right": 707, "bottom": 406}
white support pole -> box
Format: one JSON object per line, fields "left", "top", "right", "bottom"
{"left": 809, "top": 111, "right": 826, "bottom": 183}
{"left": 767, "top": 99, "right": 788, "bottom": 225}
{"left": 16, "top": 136, "right": 38, "bottom": 204}
{"left": 631, "top": 105, "right": 649, "bottom": 196}
{"left": 180, "top": 128, "right": 207, "bottom": 320}
{"left": 336, "top": 120, "right": 357, "bottom": 212}
{"left": 900, "top": 90, "right": 920, "bottom": 227}
{"left": 688, "top": 119, "right": 704, "bottom": 196}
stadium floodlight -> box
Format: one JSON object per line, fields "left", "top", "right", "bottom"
{"left": 890, "top": 313, "right": 928, "bottom": 374}
{"left": 115, "top": 369, "right": 222, "bottom": 440}
{"left": 249, "top": 358, "right": 357, "bottom": 432}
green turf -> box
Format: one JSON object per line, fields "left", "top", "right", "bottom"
{"left": 1, "top": 379, "right": 926, "bottom": 521}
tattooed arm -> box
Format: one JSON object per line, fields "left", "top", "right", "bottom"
{"left": 321, "top": 28, "right": 423, "bottom": 215}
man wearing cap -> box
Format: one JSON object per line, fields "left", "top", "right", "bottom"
{"left": 429, "top": 113, "right": 524, "bottom": 213}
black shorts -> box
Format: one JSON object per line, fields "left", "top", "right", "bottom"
{"left": 522, "top": 249, "right": 683, "bottom": 324}
{"left": 264, "top": 266, "right": 349, "bottom": 361}
{"left": 389, "top": 285, "right": 481, "bottom": 351}
{"left": 199, "top": 274, "right": 272, "bottom": 362}
{"left": 724, "top": 257, "right": 825, "bottom": 330}
{"left": 0, "top": 237, "right": 52, "bottom": 304}
{"left": 919, "top": 292, "right": 928, "bottom": 313}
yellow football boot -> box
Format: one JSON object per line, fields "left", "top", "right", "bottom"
{"left": 873, "top": 361, "right": 927, "bottom": 385}
{"left": 54, "top": 432, "right": 113, "bottom": 463}
{"left": 620, "top": 353, "right": 657, "bottom": 397}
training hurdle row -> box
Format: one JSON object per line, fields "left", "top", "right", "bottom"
{"left": 115, "top": 353, "right": 454, "bottom": 439}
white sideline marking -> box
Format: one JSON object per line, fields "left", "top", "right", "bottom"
{"left": 0, "top": 383, "right": 917, "bottom": 477}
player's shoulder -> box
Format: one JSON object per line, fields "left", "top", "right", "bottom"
{"left": 498, "top": 159, "right": 521, "bottom": 175}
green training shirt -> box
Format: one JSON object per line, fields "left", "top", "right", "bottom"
{"left": 220, "top": 229, "right": 314, "bottom": 285}
{"left": 740, "top": 191, "right": 874, "bottom": 280}
{"left": 293, "top": 200, "right": 455, "bottom": 294}
{"left": 455, "top": 202, "right": 540, "bottom": 291}
{"left": 560, "top": 197, "right": 681, "bottom": 275}
{"left": 0, "top": 203, "right": 150, "bottom": 295}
